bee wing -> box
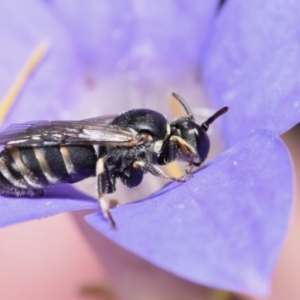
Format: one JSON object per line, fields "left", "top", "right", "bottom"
{"left": 0, "top": 115, "right": 138, "bottom": 147}
{"left": 79, "top": 115, "right": 118, "bottom": 124}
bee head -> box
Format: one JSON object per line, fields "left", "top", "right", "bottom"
{"left": 171, "top": 118, "right": 210, "bottom": 166}
{"left": 170, "top": 93, "right": 229, "bottom": 166}
{"left": 187, "top": 121, "right": 210, "bottom": 166}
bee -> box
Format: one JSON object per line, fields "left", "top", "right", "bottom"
{"left": 0, "top": 93, "right": 228, "bottom": 227}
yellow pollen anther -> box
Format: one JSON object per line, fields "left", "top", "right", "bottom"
{"left": 0, "top": 40, "right": 50, "bottom": 125}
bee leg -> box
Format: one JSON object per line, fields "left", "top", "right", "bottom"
{"left": 169, "top": 135, "right": 197, "bottom": 177}
{"left": 96, "top": 158, "right": 116, "bottom": 228}
{"left": 181, "top": 164, "right": 194, "bottom": 181}
{"left": 121, "top": 162, "right": 144, "bottom": 188}
{"left": 157, "top": 139, "right": 178, "bottom": 165}
{"left": 158, "top": 136, "right": 196, "bottom": 176}
{"left": 132, "top": 161, "right": 189, "bottom": 183}
{"left": 98, "top": 194, "right": 116, "bottom": 228}
{"left": 158, "top": 136, "right": 195, "bottom": 165}
{"left": 169, "top": 135, "right": 197, "bottom": 159}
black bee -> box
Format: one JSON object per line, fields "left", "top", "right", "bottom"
{"left": 0, "top": 93, "right": 228, "bottom": 227}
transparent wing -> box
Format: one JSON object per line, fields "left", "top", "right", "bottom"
{"left": 0, "top": 115, "right": 138, "bottom": 147}
{"left": 77, "top": 115, "right": 118, "bottom": 125}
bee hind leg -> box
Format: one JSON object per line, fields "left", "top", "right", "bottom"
{"left": 96, "top": 158, "right": 117, "bottom": 228}
{"left": 98, "top": 194, "right": 116, "bottom": 228}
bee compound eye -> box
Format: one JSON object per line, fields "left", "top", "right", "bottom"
{"left": 194, "top": 125, "right": 210, "bottom": 163}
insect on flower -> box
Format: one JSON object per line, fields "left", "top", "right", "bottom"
{"left": 0, "top": 93, "right": 228, "bottom": 227}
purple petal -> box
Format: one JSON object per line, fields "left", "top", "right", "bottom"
{"left": 202, "top": 0, "right": 300, "bottom": 146}
{"left": 1, "top": 0, "right": 220, "bottom": 132}
{"left": 0, "top": 185, "right": 97, "bottom": 228}
{"left": 0, "top": 0, "right": 82, "bottom": 126}
{"left": 85, "top": 130, "right": 293, "bottom": 296}
{"left": 46, "top": 0, "right": 219, "bottom": 72}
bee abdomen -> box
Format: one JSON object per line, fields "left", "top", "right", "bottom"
{"left": 0, "top": 145, "right": 97, "bottom": 197}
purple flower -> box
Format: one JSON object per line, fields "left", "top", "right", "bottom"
{"left": 0, "top": 0, "right": 297, "bottom": 298}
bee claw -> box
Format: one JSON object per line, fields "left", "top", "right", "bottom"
{"left": 98, "top": 195, "right": 117, "bottom": 229}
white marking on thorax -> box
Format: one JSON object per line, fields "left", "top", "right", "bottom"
{"left": 153, "top": 140, "right": 163, "bottom": 153}
{"left": 165, "top": 123, "right": 171, "bottom": 138}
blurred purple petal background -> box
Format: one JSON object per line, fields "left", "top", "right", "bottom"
{"left": 202, "top": 0, "right": 300, "bottom": 146}
{"left": 0, "top": 1, "right": 81, "bottom": 127}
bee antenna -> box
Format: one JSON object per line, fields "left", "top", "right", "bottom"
{"left": 171, "top": 93, "right": 195, "bottom": 121}
{"left": 201, "top": 106, "right": 229, "bottom": 131}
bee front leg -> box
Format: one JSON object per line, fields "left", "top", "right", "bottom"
{"left": 169, "top": 135, "right": 197, "bottom": 160}
{"left": 157, "top": 139, "right": 178, "bottom": 165}
{"left": 133, "top": 161, "right": 189, "bottom": 183}
{"left": 158, "top": 135, "right": 196, "bottom": 177}
{"left": 96, "top": 158, "right": 116, "bottom": 228}
{"left": 169, "top": 135, "right": 197, "bottom": 178}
